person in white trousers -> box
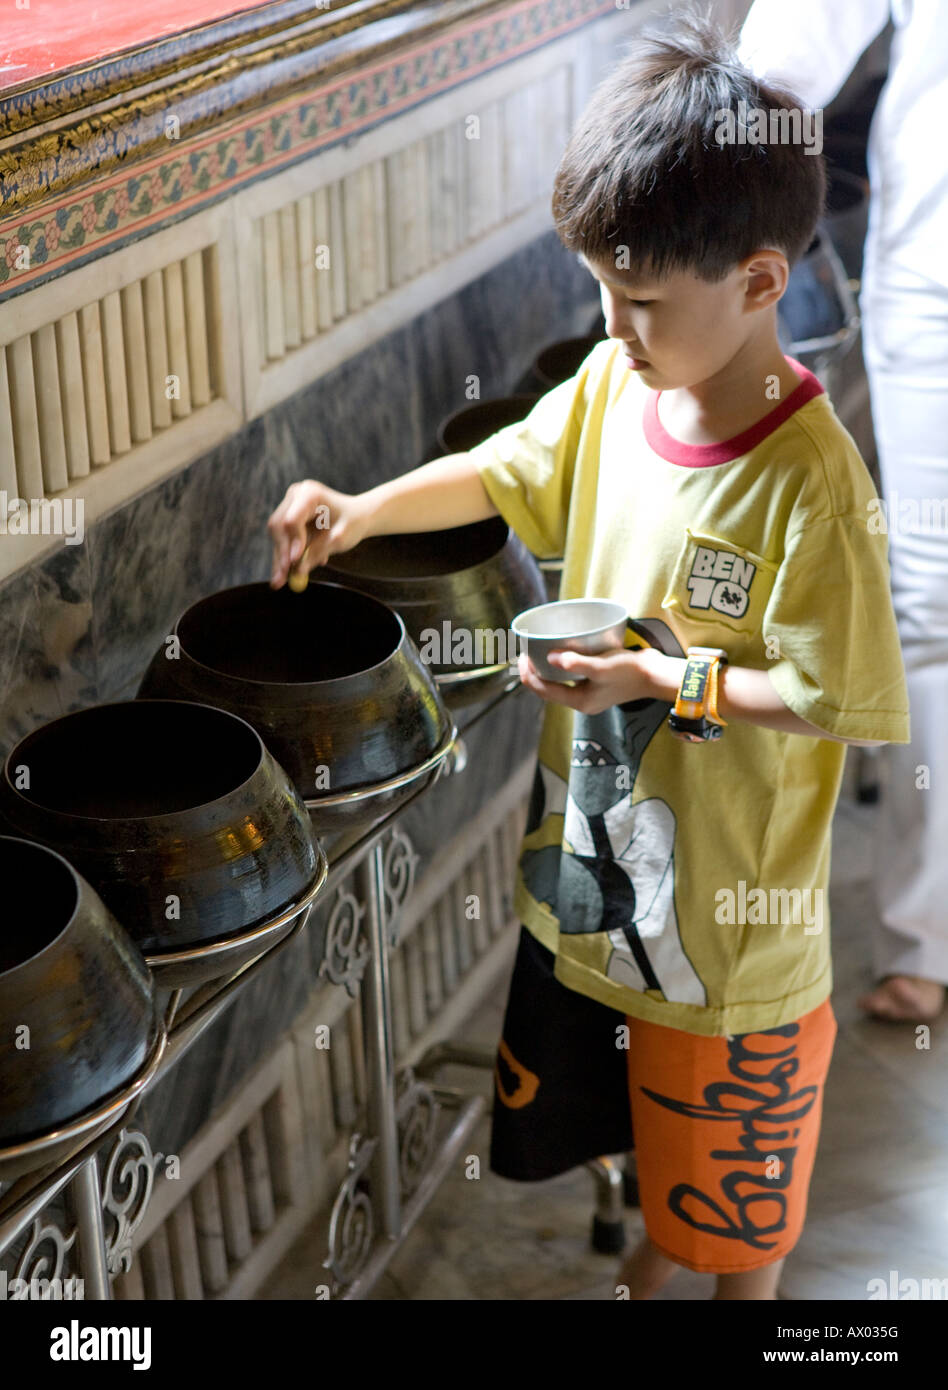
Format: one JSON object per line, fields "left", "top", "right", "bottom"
{"left": 739, "top": 0, "right": 947, "bottom": 1021}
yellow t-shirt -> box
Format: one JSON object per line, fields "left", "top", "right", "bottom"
{"left": 469, "top": 339, "right": 910, "bottom": 1037}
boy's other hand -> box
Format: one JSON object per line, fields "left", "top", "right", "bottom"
{"left": 517, "top": 646, "right": 678, "bottom": 715}
{"left": 268, "top": 480, "right": 372, "bottom": 588}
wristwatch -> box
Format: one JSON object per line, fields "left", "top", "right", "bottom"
{"left": 668, "top": 647, "right": 728, "bottom": 743}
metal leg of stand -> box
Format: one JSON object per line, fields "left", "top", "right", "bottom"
{"left": 356, "top": 844, "right": 402, "bottom": 1242}
{"left": 414, "top": 1041, "right": 497, "bottom": 1078}
{"left": 67, "top": 1155, "right": 112, "bottom": 1300}
{"left": 585, "top": 1157, "right": 627, "bottom": 1255}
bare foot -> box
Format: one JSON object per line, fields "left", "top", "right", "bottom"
{"left": 616, "top": 1234, "right": 680, "bottom": 1299}
{"left": 858, "top": 975, "right": 945, "bottom": 1023}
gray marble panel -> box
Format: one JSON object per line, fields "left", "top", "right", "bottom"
{"left": 87, "top": 418, "right": 273, "bottom": 703}
{"left": 137, "top": 925, "right": 316, "bottom": 1156}
{"left": 0, "top": 542, "right": 96, "bottom": 762}
{"left": 271, "top": 333, "right": 426, "bottom": 497}
{"left": 407, "top": 234, "right": 598, "bottom": 459}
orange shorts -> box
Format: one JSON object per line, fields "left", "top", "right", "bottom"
{"left": 624, "top": 998, "right": 837, "bottom": 1274}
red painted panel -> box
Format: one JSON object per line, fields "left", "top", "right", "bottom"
{"left": 0, "top": 0, "right": 274, "bottom": 89}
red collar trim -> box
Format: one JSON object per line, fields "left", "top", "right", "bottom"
{"left": 642, "top": 358, "right": 825, "bottom": 467}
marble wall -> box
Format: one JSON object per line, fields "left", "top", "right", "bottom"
{"left": 0, "top": 228, "right": 598, "bottom": 1161}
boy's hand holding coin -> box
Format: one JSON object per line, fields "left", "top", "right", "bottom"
{"left": 268, "top": 480, "right": 373, "bottom": 590}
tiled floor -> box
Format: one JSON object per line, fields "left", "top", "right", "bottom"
{"left": 263, "top": 786, "right": 948, "bottom": 1301}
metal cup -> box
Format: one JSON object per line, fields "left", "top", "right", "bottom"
{"left": 511, "top": 599, "right": 628, "bottom": 683}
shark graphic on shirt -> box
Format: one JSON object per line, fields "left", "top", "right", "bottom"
{"left": 520, "top": 617, "right": 706, "bottom": 1007}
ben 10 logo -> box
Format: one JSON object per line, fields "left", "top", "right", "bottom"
{"left": 686, "top": 546, "right": 756, "bottom": 618}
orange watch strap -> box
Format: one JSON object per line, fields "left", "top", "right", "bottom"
{"left": 671, "top": 651, "right": 728, "bottom": 726}
{"left": 706, "top": 658, "right": 727, "bottom": 727}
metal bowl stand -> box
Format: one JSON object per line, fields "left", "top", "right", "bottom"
{"left": 302, "top": 721, "right": 457, "bottom": 822}
{"left": 0, "top": 1025, "right": 168, "bottom": 1299}
{"left": 0, "top": 1027, "right": 167, "bottom": 1187}
{"left": 435, "top": 664, "right": 521, "bottom": 710}
{"left": 0, "top": 690, "right": 524, "bottom": 1302}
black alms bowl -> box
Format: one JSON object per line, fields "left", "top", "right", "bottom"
{"left": 532, "top": 334, "right": 604, "bottom": 390}
{"left": 436, "top": 395, "right": 540, "bottom": 454}
{"left": 0, "top": 701, "right": 322, "bottom": 956}
{"left": 0, "top": 836, "right": 160, "bottom": 1147}
{"left": 137, "top": 581, "right": 454, "bottom": 829}
{"left": 322, "top": 517, "right": 546, "bottom": 706}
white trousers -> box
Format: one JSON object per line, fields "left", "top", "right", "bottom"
{"left": 861, "top": 257, "right": 948, "bottom": 983}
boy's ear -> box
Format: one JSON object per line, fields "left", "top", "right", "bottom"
{"left": 740, "top": 249, "right": 789, "bottom": 313}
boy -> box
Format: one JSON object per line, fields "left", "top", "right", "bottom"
{"left": 268, "top": 16, "right": 910, "bottom": 1300}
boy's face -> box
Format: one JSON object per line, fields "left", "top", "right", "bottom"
{"left": 580, "top": 252, "right": 782, "bottom": 392}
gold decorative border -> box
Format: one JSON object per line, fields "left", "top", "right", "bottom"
{"left": 0, "top": 1, "right": 495, "bottom": 207}
{"left": 0, "top": 0, "right": 616, "bottom": 303}
{"left": 0, "top": 1, "right": 437, "bottom": 130}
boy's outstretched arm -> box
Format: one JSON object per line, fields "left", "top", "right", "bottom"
{"left": 522, "top": 648, "right": 888, "bottom": 748}
{"left": 268, "top": 454, "right": 498, "bottom": 587}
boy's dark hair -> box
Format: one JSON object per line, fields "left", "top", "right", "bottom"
{"left": 552, "top": 12, "right": 826, "bottom": 281}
